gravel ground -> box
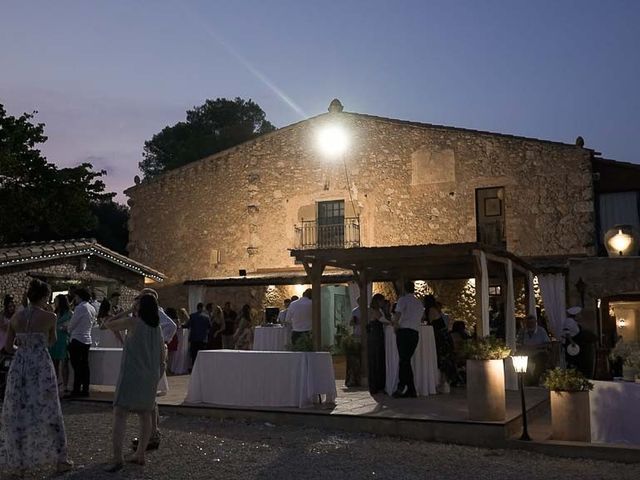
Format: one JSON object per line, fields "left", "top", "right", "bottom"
{"left": 4, "top": 402, "right": 640, "bottom": 480}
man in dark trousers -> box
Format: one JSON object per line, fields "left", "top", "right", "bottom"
{"left": 184, "top": 303, "right": 210, "bottom": 367}
{"left": 392, "top": 281, "right": 424, "bottom": 398}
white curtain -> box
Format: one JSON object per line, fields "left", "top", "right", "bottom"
{"left": 527, "top": 272, "right": 537, "bottom": 316}
{"left": 479, "top": 251, "right": 490, "bottom": 337}
{"left": 348, "top": 281, "right": 372, "bottom": 311}
{"left": 538, "top": 273, "right": 566, "bottom": 339}
{"left": 598, "top": 191, "right": 640, "bottom": 233}
{"left": 188, "top": 285, "right": 206, "bottom": 314}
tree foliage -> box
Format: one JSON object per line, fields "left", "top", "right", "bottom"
{"left": 0, "top": 103, "right": 127, "bottom": 251}
{"left": 139, "top": 97, "right": 276, "bottom": 178}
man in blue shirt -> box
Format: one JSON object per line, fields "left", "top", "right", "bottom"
{"left": 184, "top": 302, "right": 210, "bottom": 366}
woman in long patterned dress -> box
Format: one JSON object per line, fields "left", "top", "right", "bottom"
{"left": 423, "top": 295, "right": 459, "bottom": 392}
{"left": 0, "top": 279, "right": 73, "bottom": 477}
{"left": 103, "top": 294, "right": 164, "bottom": 472}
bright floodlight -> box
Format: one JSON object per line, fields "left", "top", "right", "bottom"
{"left": 512, "top": 355, "right": 528, "bottom": 374}
{"left": 317, "top": 125, "right": 348, "bottom": 157}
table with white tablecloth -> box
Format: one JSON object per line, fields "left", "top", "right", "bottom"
{"left": 186, "top": 350, "right": 336, "bottom": 407}
{"left": 88, "top": 347, "right": 169, "bottom": 394}
{"left": 384, "top": 324, "right": 439, "bottom": 396}
{"left": 91, "top": 327, "right": 123, "bottom": 348}
{"left": 590, "top": 380, "right": 640, "bottom": 445}
{"left": 252, "top": 325, "right": 291, "bottom": 351}
{"left": 170, "top": 327, "right": 191, "bottom": 374}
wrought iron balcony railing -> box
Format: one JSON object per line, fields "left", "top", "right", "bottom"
{"left": 295, "top": 217, "right": 361, "bottom": 249}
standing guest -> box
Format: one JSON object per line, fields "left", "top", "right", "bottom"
{"left": 0, "top": 294, "right": 16, "bottom": 351}
{"left": 392, "top": 281, "right": 423, "bottom": 398}
{"left": 129, "top": 288, "right": 176, "bottom": 452}
{"left": 285, "top": 289, "right": 313, "bottom": 345}
{"left": 367, "top": 293, "right": 389, "bottom": 394}
{"left": 67, "top": 288, "right": 96, "bottom": 398}
{"left": 185, "top": 303, "right": 210, "bottom": 364}
{"left": 0, "top": 279, "right": 73, "bottom": 476}
{"left": 90, "top": 290, "right": 101, "bottom": 314}
{"left": 178, "top": 308, "right": 190, "bottom": 326}
{"left": 221, "top": 302, "right": 238, "bottom": 349}
{"left": 276, "top": 298, "right": 291, "bottom": 324}
{"left": 563, "top": 306, "right": 597, "bottom": 378}
{"left": 234, "top": 304, "right": 254, "bottom": 350}
{"left": 351, "top": 298, "right": 361, "bottom": 337}
{"left": 206, "top": 303, "right": 224, "bottom": 349}
{"left": 96, "top": 299, "right": 112, "bottom": 327}
{"left": 424, "top": 295, "right": 459, "bottom": 392}
{"left": 517, "top": 314, "right": 551, "bottom": 384}
{"left": 103, "top": 294, "right": 164, "bottom": 472}
{"left": 50, "top": 294, "right": 72, "bottom": 395}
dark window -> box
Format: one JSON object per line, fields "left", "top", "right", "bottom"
{"left": 476, "top": 187, "right": 506, "bottom": 248}
{"left": 317, "top": 200, "right": 345, "bottom": 248}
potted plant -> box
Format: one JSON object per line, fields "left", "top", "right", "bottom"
{"left": 543, "top": 368, "right": 593, "bottom": 442}
{"left": 463, "top": 336, "right": 511, "bottom": 421}
{"left": 330, "top": 327, "right": 361, "bottom": 382}
{"left": 610, "top": 341, "right": 640, "bottom": 382}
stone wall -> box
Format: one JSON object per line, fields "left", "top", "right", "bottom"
{"left": 0, "top": 256, "right": 145, "bottom": 307}
{"left": 127, "top": 112, "right": 594, "bottom": 308}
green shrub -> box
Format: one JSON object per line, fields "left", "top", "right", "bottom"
{"left": 331, "top": 332, "right": 361, "bottom": 356}
{"left": 286, "top": 334, "right": 314, "bottom": 352}
{"left": 463, "top": 336, "right": 511, "bottom": 360}
{"left": 543, "top": 368, "right": 593, "bottom": 392}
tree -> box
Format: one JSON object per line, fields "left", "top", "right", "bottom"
{"left": 139, "top": 97, "right": 276, "bottom": 178}
{"left": 0, "top": 103, "right": 118, "bottom": 246}
{"left": 89, "top": 201, "right": 129, "bottom": 254}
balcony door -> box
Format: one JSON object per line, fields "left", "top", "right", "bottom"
{"left": 476, "top": 187, "right": 506, "bottom": 248}
{"left": 317, "top": 200, "right": 345, "bottom": 248}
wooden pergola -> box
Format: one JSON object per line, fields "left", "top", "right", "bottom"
{"left": 290, "top": 242, "right": 536, "bottom": 384}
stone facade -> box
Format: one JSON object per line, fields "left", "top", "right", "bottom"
{"left": 0, "top": 255, "right": 145, "bottom": 307}
{"left": 126, "top": 110, "right": 595, "bottom": 309}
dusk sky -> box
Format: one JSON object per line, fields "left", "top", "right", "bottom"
{"left": 1, "top": 0, "right": 639, "bottom": 202}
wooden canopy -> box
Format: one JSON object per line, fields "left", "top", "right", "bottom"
{"left": 290, "top": 242, "right": 536, "bottom": 387}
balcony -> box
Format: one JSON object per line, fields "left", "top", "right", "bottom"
{"left": 295, "top": 217, "right": 361, "bottom": 249}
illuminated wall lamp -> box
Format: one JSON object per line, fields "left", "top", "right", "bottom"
{"left": 604, "top": 225, "right": 637, "bottom": 257}
{"left": 617, "top": 318, "right": 627, "bottom": 329}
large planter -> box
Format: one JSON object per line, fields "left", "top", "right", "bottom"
{"left": 550, "top": 391, "right": 591, "bottom": 442}
{"left": 332, "top": 354, "right": 346, "bottom": 380}
{"left": 466, "top": 359, "right": 506, "bottom": 421}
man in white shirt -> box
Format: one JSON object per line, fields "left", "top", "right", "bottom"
{"left": 517, "top": 314, "right": 551, "bottom": 384}
{"left": 131, "top": 287, "right": 176, "bottom": 452}
{"left": 67, "top": 288, "right": 96, "bottom": 397}
{"left": 392, "top": 281, "right": 424, "bottom": 398}
{"left": 285, "top": 289, "right": 313, "bottom": 345}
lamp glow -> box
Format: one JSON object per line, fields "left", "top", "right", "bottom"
{"left": 608, "top": 229, "right": 633, "bottom": 255}
{"left": 512, "top": 355, "right": 528, "bottom": 374}
{"left": 317, "top": 125, "right": 348, "bottom": 157}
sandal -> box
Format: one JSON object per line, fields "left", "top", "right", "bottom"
{"left": 55, "top": 459, "right": 74, "bottom": 474}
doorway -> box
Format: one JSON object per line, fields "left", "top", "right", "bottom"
{"left": 476, "top": 187, "right": 506, "bottom": 248}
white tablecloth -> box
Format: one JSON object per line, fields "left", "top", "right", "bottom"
{"left": 384, "top": 324, "right": 439, "bottom": 396}
{"left": 170, "top": 328, "right": 191, "bottom": 374}
{"left": 88, "top": 347, "right": 168, "bottom": 394}
{"left": 91, "top": 327, "right": 122, "bottom": 348}
{"left": 591, "top": 380, "right": 640, "bottom": 445}
{"left": 252, "top": 325, "right": 291, "bottom": 351}
{"left": 186, "top": 350, "right": 337, "bottom": 407}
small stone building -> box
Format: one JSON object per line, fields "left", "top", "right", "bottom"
{"left": 125, "top": 100, "right": 640, "bottom": 352}
{"left": 0, "top": 239, "right": 164, "bottom": 306}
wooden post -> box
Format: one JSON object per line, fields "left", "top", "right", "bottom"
{"left": 473, "top": 250, "right": 490, "bottom": 337}
{"left": 356, "top": 269, "right": 369, "bottom": 386}
{"left": 304, "top": 261, "right": 325, "bottom": 351}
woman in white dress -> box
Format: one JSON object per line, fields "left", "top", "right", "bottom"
{"left": 0, "top": 279, "right": 73, "bottom": 477}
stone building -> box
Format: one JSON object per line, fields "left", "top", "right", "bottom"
{"left": 0, "top": 239, "right": 164, "bottom": 306}
{"left": 126, "top": 100, "right": 640, "bottom": 352}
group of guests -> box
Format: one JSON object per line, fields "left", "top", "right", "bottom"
{"left": 0, "top": 279, "right": 179, "bottom": 476}
{"left": 183, "top": 301, "right": 253, "bottom": 365}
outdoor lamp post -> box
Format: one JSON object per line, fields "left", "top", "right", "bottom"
{"left": 604, "top": 225, "right": 637, "bottom": 256}
{"left": 512, "top": 355, "right": 531, "bottom": 441}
